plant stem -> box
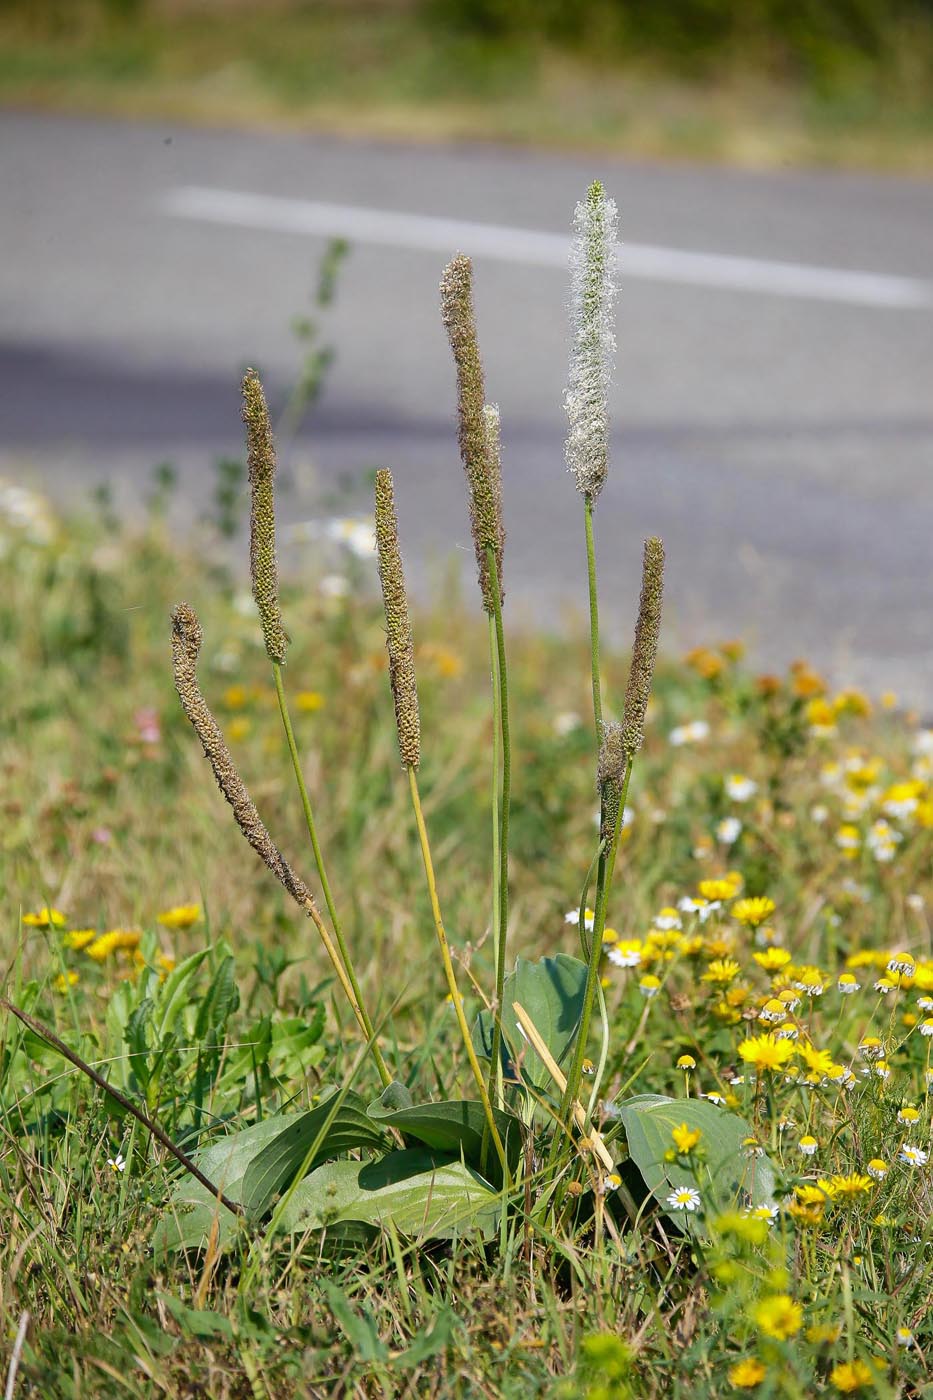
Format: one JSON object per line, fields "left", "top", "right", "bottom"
{"left": 488, "top": 613, "right": 504, "bottom": 1110}
{"left": 407, "top": 766, "right": 509, "bottom": 1180}
{"left": 559, "top": 757, "right": 634, "bottom": 1141}
{"left": 0, "top": 996, "right": 245, "bottom": 1219}
{"left": 272, "top": 662, "right": 391, "bottom": 1088}
{"left": 584, "top": 494, "right": 602, "bottom": 735}
{"left": 485, "top": 548, "right": 511, "bottom": 1112}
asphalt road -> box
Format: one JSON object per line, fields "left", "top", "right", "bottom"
{"left": 3, "top": 111, "right": 933, "bottom": 700}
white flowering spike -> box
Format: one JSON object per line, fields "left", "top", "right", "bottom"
{"left": 564, "top": 180, "right": 618, "bottom": 501}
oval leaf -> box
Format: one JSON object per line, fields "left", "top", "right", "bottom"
{"left": 241, "top": 1090, "right": 387, "bottom": 1217}
{"left": 376, "top": 1100, "right": 522, "bottom": 1182}
{"left": 617, "top": 1095, "right": 777, "bottom": 1235}
{"left": 278, "top": 1148, "right": 500, "bottom": 1241}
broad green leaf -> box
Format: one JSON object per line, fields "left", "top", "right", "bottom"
{"left": 473, "top": 955, "right": 588, "bottom": 1099}
{"left": 617, "top": 1095, "right": 777, "bottom": 1236}
{"left": 374, "top": 1100, "right": 522, "bottom": 1182}
{"left": 152, "top": 1115, "right": 290, "bottom": 1253}
{"left": 278, "top": 1149, "right": 501, "bottom": 1240}
{"left": 159, "top": 1294, "right": 234, "bottom": 1340}
{"left": 367, "top": 1081, "right": 415, "bottom": 1117}
{"left": 241, "top": 1090, "right": 387, "bottom": 1217}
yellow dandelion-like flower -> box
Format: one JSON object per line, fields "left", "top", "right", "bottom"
{"left": 702, "top": 957, "right": 741, "bottom": 985}
{"left": 156, "top": 904, "right": 201, "bottom": 930}
{"left": 738, "top": 1034, "right": 796, "bottom": 1073}
{"left": 728, "top": 1358, "right": 767, "bottom": 1389}
{"left": 53, "top": 971, "right": 79, "bottom": 993}
{"left": 807, "top": 1322, "right": 842, "bottom": 1345}
{"left": 821, "top": 1173, "right": 872, "bottom": 1201}
{"left": 23, "top": 907, "right": 67, "bottom": 929}
{"left": 698, "top": 877, "right": 738, "bottom": 902}
{"left": 798, "top": 1042, "right": 834, "bottom": 1078}
{"left": 86, "top": 929, "right": 142, "bottom": 962}
{"left": 829, "top": 1360, "right": 874, "bottom": 1393}
{"left": 671, "top": 1122, "right": 702, "bottom": 1154}
{"left": 732, "top": 897, "right": 776, "bottom": 928}
{"left": 62, "top": 928, "right": 97, "bottom": 950}
{"left": 753, "top": 1294, "right": 803, "bottom": 1341}
{"left": 753, "top": 947, "right": 791, "bottom": 973}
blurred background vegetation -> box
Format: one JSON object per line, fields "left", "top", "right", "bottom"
{"left": 1, "top": 0, "right": 932, "bottom": 168}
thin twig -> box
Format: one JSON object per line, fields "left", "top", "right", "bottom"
{"left": 0, "top": 997, "right": 246, "bottom": 1219}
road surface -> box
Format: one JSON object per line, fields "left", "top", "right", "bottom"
{"left": 2, "top": 111, "right": 933, "bottom": 700}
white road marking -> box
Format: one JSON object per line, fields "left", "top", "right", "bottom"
{"left": 160, "top": 186, "right": 933, "bottom": 310}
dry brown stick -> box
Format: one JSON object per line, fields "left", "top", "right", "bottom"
{"left": 0, "top": 997, "right": 246, "bottom": 1220}
{"left": 511, "top": 1001, "right": 614, "bottom": 1172}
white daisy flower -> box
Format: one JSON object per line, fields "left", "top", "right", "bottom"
{"left": 666, "top": 1186, "right": 701, "bottom": 1212}
{"left": 725, "top": 775, "right": 757, "bottom": 802}
{"left": 899, "top": 1145, "right": 928, "bottom": 1166}
{"left": 107, "top": 1152, "right": 126, "bottom": 1173}
{"left": 716, "top": 816, "right": 742, "bottom": 846}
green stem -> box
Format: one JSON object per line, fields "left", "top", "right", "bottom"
{"left": 584, "top": 494, "right": 602, "bottom": 735}
{"left": 407, "top": 767, "right": 509, "bottom": 1180}
{"left": 488, "top": 614, "right": 504, "bottom": 1110}
{"left": 559, "top": 757, "right": 634, "bottom": 1141}
{"left": 272, "top": 662, "right": 391, "bottom": 1088}
{"left": 484, "top": 548, "right": 511, "bottom": 1112}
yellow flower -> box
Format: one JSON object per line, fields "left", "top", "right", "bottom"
{"left": 702, "top": 957, "right": 741, "bottom": 985}
{"left": 62, "top": 929, "right": 97, "bottom": 950}
{"left": 732, "top": 898, "right": 776, "bottom": 928}
{"left": 798, "top": 1042, "right": 834, "bottom": 1078}
{"left": 295, "top": 690, "right": 325, "bottom": 712}
{"left": 157, "top": 904, "right": 201, "bottom": 930}
{"left": 753, "top": 947, "right": 792, "bottom": 973}
{"left": 671, "top": 1122, "right": 702, "bottom": 1154}
{"left": 227, "top": 717, "right": 251, "bottom": 742}
{"left": 23, "top": 907, "right": 67, "bottom": 928}
{"left": 86, "top": 929, "right": 141, "bottom": 961}
{"left": 738, "top": 1034, "right": 795, "bottom": 1073}
{"left": 222, "top": 684, "right": 249, "bottom": 709}
{"left": 713, "top": 1212, "right": 768, "bottom": 1246}
{"left": 728, "top": 1358, "right": 766, "bottom": 1389}
{"left": 698, "top": 878, "right": 738, "bottom": 902}
{"left": 676, "top": 1054, "right": 697, "bottom": 1070}
{"left": 54, "top": 971, "right": 79, "bottom": 993}
{"left": 807, "top": 1322, "right": 842, "bottom": 1345}
{"left": 753, "top": 1294, "right": 803, "bottom": 1340}
{"left": 806, "top": 697, "right": 837, "bottom": 730}
{"left": 820, "top": 1173, "right": 872, "bottom": 1201}
{"left": 829, "top": 1360, "right": 874, "bottom": 1393}
{"left": 833, "top": 689, "right": 872, "bottom": 718}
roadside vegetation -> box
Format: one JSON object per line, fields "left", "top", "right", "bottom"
{"left": 2, "top": 0, "right": 933, "bottom": 171}
{"left": 3, "top": 183, "right": 933, "bottom": 1398}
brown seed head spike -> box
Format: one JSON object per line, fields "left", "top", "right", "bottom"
{"left": 242, "top": 368, "right": 288, "bottom": 664}
{"left": 439, "top": 254, "right": 505, "bottom": 613}
{"left": 373, "top": 470, "right": 421, "bottom": 769}
{"left": 597, "top": 719, "right": 627, "bottom": 843}
{"left": 171, "top": 602, "right": 311, "bottom": 905}
{"left": 621, "top": 537, "right": 665, "bottom": 756}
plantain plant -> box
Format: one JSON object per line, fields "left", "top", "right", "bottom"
{"left": 152, "top": 182, "right": 779, "bottom": 1256}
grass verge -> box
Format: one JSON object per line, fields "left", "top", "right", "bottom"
{"left": 2, "top": 2, "right": 933, "bottom": 171}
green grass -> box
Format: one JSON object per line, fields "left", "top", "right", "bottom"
{"left": 2, "top": 470, "right": 933, "bottom": 1396}
{"left": 3, "top": 1, "right": 933, "bottom": 171}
